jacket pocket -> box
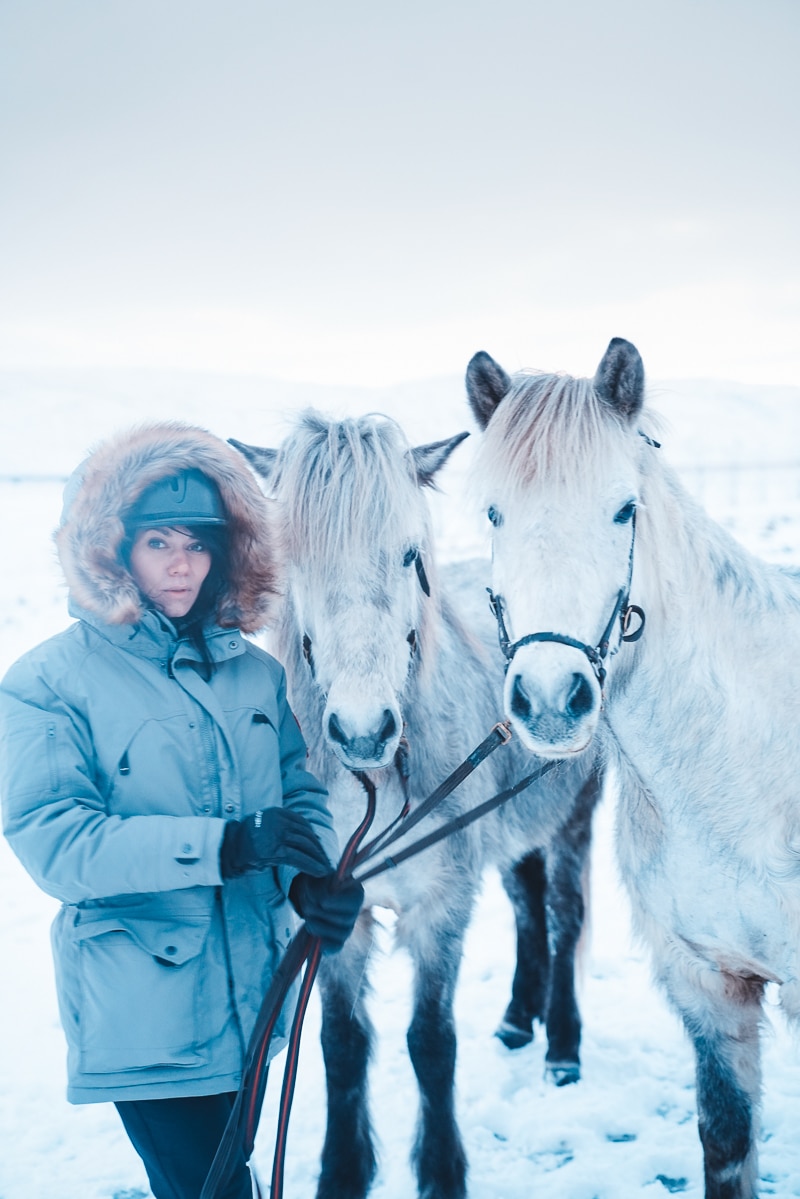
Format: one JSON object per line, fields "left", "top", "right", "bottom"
{"left": 74, "top": 913, "right": 220, "bottom": 1073}
{"left": 227, "top": 704, "right": 282, "bottom": 811}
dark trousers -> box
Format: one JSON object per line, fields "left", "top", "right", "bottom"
{"left": 115, "top": 1092, "right": 252, "bottom": 1199}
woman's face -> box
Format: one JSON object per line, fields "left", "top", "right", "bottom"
{"left": 129, "top": 525, "right": 212, "bottom": 619}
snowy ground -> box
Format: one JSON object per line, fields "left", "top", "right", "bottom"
{"left": 2, "top": 368, "right": 800, "bottom": 1198}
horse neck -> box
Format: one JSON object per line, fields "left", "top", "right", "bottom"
{"left": 634, "top": 457, "right": 771, "bottom": 630}
{"left": 610, "top": 454, "right": 797, "bottom": 724}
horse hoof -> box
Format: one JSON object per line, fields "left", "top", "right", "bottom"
{"left": 545, "top": 1061, "right": 580, "bottom": 1086}
{"left": 495, "top": 1020, "right": 534, "bottom": 1050}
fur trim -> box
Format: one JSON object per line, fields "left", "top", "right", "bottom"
{"left": 55, "top": 422, "right": 279, "bottom": 632}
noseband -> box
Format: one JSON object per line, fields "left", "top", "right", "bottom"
{"left": 487, "top": 514, "right": 645, "bottom": 689}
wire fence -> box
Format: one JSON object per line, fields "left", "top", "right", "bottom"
{"left": 676, "top": 461, "right": 800, "bottom": 514}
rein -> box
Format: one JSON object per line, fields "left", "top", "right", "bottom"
{"left": 201, "top": 715, "right": 546, "bottom": 1199}
{"left": 200, "top": 774, "right": 378, "bottom": 1199}
{"left": 487, "top": 512, "right": 645, "bottom": 687}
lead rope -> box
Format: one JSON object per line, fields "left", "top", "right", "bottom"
{"left": 201, "top": 718, "right": 523, "bottom": 1199}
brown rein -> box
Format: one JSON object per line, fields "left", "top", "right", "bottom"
{"left": 201, "top": 717, "right": 559, "bottom": 1199}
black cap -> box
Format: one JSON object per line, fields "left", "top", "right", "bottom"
{"left": 125, "top": 469, "right": 227, "bottom": 528}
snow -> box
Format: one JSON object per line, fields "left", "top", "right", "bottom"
{"left": 2, "top": 368, "right": 800, "bottom": 1198}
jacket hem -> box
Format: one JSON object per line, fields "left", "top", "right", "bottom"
{"left": 68, "top": 1070, "right": 245, "bottom": 1106}
{"left": 66, "top": 1034, "right": 289, "bottom": 1105}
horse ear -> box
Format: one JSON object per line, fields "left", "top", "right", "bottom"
{"left": 228, "top": 438, "right": 279, "bottom": 482}
{"left": 408, "top": 431, "right": 470, "bottom": 489}
{"left": 593, "top": 338, "right": 645, "bottom": 421}
{"left": 466, "top": 351, "right": 512, "bottom": 430}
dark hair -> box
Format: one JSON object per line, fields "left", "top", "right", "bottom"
{"left": 174, "top": 524, "right": 230, "bottom": 678}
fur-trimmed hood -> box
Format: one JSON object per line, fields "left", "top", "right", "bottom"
{"left": 55, "top": 422, "right": 278, "bottom": 632}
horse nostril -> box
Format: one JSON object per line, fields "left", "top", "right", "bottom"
{"left": 328, "top": 712, "right": 347, "bottom": 746}
{"left": 510, "top": 675, "right": 533, "bottom": 723}
{"left": 378, "top": 709, "right": 397, "bottom": 743}
{"left": 565, "top": 673, "right": 594, "bottom": 719}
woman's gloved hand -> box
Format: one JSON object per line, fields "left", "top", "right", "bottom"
{"left": 220, "top": 808, "right": 332, "bottom": 879}
{"left": 289, "top": 871, "right": 364, "bottom": 954}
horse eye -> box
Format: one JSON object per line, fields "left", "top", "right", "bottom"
{"left": 487, "top": 506, "right": 503, "bottom": 528}
{"left": 614, "top": 501, "right": 636, "bottom": 525}
{"left": 403, "top": 547, "right": 417, "bottom": 568}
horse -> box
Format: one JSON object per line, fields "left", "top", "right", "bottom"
{"left": 230, "top": 411, "right": 602, "bottom": 1199}
{"left": 465, "top": 335, "right": 800, "bottom": 1199}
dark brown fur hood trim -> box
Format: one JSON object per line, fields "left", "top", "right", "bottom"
{"left": 55, "top": 422, "right": 279, "bottom": 632}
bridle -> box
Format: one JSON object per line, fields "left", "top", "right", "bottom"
{"left": 487, "top": 511, "right": 645, "bottom": 689}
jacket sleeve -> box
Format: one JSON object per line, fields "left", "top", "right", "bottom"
{"left": 272, "top": 667, "right": 340, "bottom": 897}
{"left": 0, "top": 668, "right": 227, "bottom": 905}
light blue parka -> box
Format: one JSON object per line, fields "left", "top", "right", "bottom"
{"left": 0, "top": 423, "right": 338, "bottom": 1104}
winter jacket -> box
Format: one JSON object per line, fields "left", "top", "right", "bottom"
{"left": 0, "top": 423, "right": 338, "bottom": 1104}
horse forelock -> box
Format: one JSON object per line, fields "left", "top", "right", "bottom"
{"left": 274, "top": 411, "right": 429, "bottom": 565}
{"left": 272, "top": 409, "right": 441, "bottom": 663}
{"left": 476, "top": 370, "right": 635, "bottom": 497}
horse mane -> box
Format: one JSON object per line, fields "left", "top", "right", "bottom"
{"left": 475, "top": 370, "right": 638, "bottom": 493}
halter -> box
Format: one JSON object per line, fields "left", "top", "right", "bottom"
{"left": 487, "top": 512, "right": 645, "bottom": 689}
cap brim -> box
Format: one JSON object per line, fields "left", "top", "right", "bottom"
{"left": 127, "top": 514, "right": 227, "bottom": 527}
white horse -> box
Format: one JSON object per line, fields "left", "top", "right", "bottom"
{"left": 466, "top": 336, "right": 800, "bottom": 1199}
{"left": 231, "top": 412, "right": 601, "bottom": 1199}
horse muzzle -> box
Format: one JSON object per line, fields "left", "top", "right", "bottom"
{"left": 324, "top": 698, "right": 402, "bottom": 769}
{"left": 504, "top": 642, "right": 602, "bottom": 758}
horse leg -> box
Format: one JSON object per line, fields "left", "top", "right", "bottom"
{"left": 315, "top": 918, "right": 377, "bottom": 1199}
{"left": 542, "top": 767, "right": 600, "bottom": 1085}
{"left": 661, "top": 953, "right": 763, "bottom": 1199}
{"left": 405, "top": 913, "right": 469, "bottom": 1199}
{"left": 496, "top": 850, "right": 549, "bottom": 1049}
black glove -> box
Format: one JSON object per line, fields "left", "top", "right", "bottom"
{"left": 220, "top": 808, "right": 333, "bottom": 879}
{"left": 289, "top": 871, "right": 364, "bottom": 954}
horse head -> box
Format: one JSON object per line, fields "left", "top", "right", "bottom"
{"left": 467, "top": 337, "right": 649, "bottom": 758}
{"left": 231, "top": 414, "right": 467, "bottom": 770}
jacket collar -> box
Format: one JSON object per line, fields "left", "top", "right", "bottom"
{"left": 72, "top": 602, "right": 246, "bottom": 666}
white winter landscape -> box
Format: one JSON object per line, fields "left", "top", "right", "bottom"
{"left": 2, "top": 366, "right": 800, "bottom": 1199}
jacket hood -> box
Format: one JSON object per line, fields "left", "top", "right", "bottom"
{"left": 55, "top": 422, "right": 279, "bottom": 632}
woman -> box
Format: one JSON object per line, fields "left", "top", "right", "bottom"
{"left": 0, "top": 421, "right": 363, "bottom": 1199}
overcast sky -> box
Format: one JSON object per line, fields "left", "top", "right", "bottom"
{"left": 1, "top": 0, "right": 798, "bottom": 387}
